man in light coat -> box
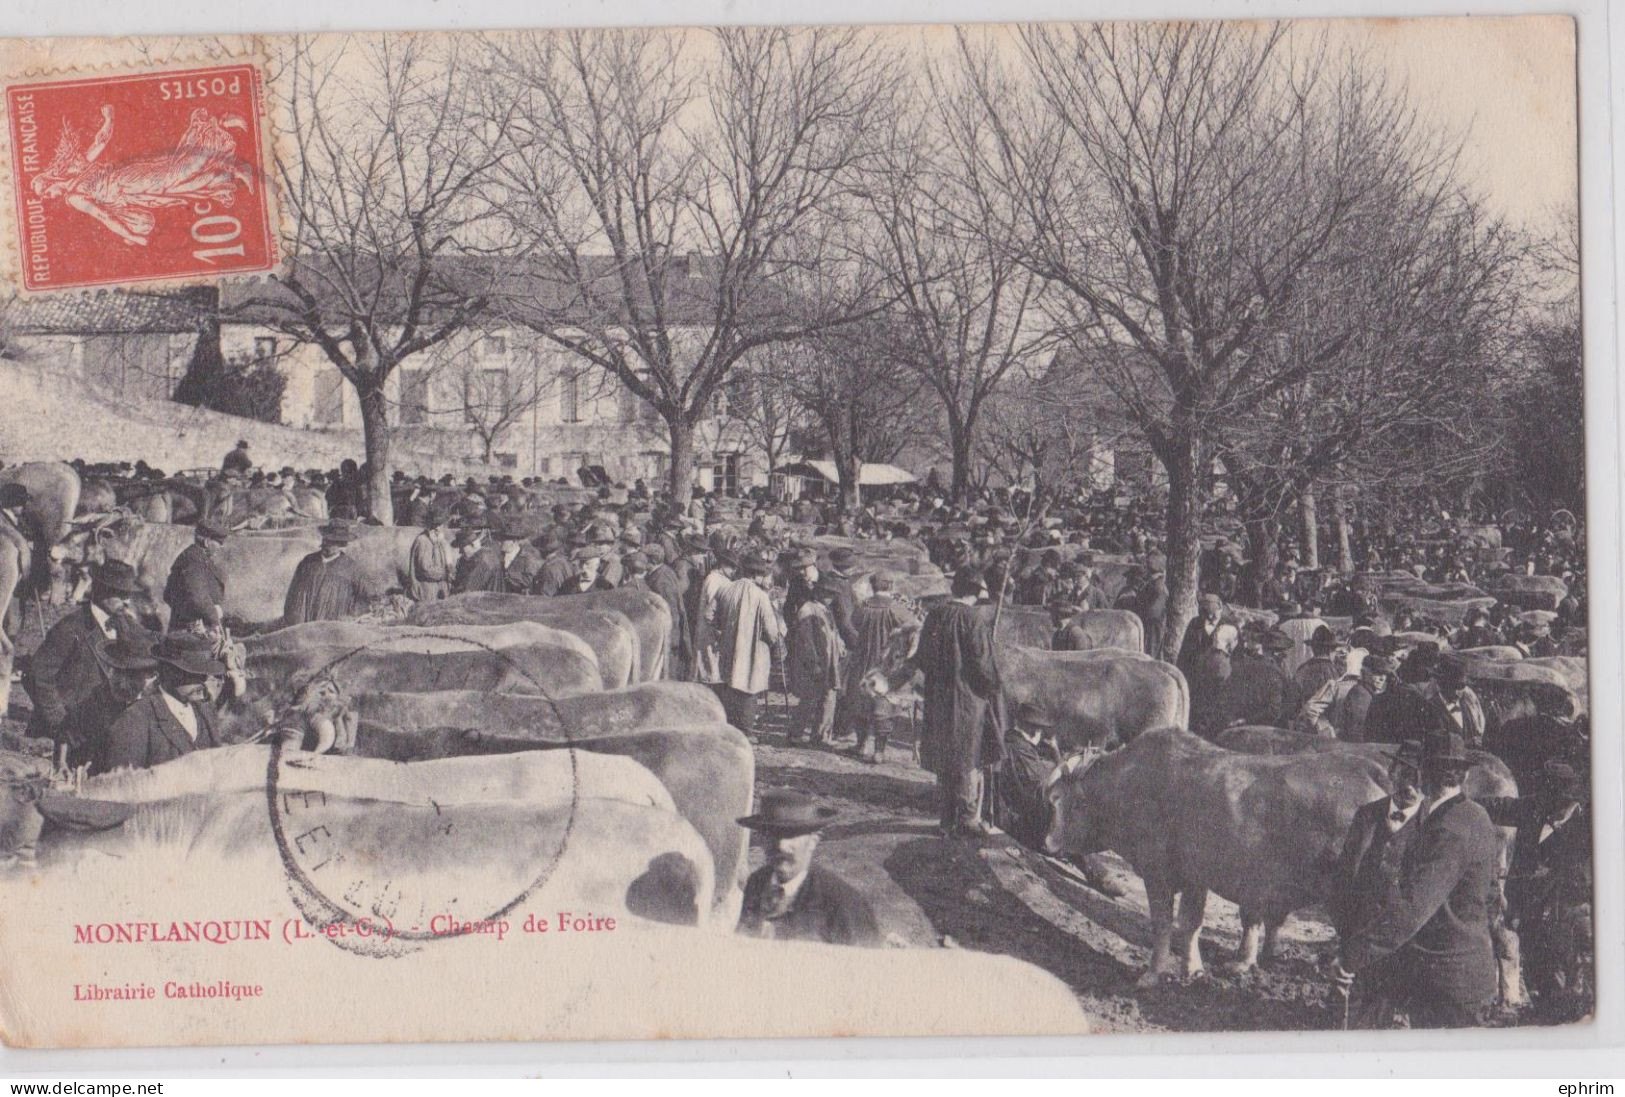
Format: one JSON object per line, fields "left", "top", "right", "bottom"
{"left": 711, "top": 553, "right": 785, "bottom": 739}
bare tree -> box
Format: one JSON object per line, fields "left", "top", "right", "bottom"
{"left": 959, "top": 21, "right": 1479, "bottom": 656}
{"left": 777, "top": 318, "right": 930, "bottom": 512}
{"left": 1218, "top": 186, "right": 1525, "bottom": 585}
{"left": 863, "top": 87, "right": 1057, "bottom": 504}
{"left": 977, "top": 363, "right": 1131, "bottom": 502}
{"left": 718, "top": 349, "right": 808, "bottom": 482}
{"left": 242, "top": 34, "right": 514, "bottom": 522}
{"left": 482, "top": 26, "right": 897, "bottom": 508}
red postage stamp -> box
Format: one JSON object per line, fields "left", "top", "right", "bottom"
{"left": 5, "top": 63, "right": 275, "bottom": 291}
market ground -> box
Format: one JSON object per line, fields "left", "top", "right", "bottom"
{"left": 0, "top": 603, "right": 1519, "bottom": 1035}
{"left": 745, "top": 689, "right": 1350, "bottom": 1034}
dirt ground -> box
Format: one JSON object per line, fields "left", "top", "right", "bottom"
{"left": 2, "top": 603, "right": 1551, "bottom": 1035}
{"left": 744, "top": 691, "right": 1352, "bottom": 1034}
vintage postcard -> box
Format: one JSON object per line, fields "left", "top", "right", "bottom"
{"left": 0, "top": 14, "right": 1592, "bottom": 1050}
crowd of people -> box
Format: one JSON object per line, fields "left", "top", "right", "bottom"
{"left": 0, "top": 441, "right": 1594, "bottom": 1028}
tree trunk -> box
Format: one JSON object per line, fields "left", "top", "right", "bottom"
{"left": 948, "top": 416, "right": 973, "bottom": 504}
{"left": 1336, "top": 493, "right": 1355, "bottom": 574}
{"left": 1241, "top": 505, "right": 1281, "bottom": 609}
{"left": 1299, "top": 481, "right": 1319, "bottom": 570}
{"left": 667, "top": 416, "right": 696, "bottom": 511}
{"left": 358, "top": 382, "right": 394, "bottom": 526}
{"left": 837, "top": 452, "right": 862, "bottom": 513}
{"left": 1159, "top": 426, "right": 1205, "bottom": 663}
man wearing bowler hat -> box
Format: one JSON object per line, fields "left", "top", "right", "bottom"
{"left": 737, "top": 790, "right": 879, "bottom": 947}
{"left": 1480, "top": 759, "right": 1593, "bottom": 1008}
{"left": 164, "top": 516, "right": 231, "bottom": 633}
{"left": 1330, "top": 740, "right": 1428, "bottom": 1027}
{"left": 63, "top": 627, "right": 160, "bottom": 774}
{"left": 1334, "top": 733, "right": 1501, "bottom": 1028}
{"left": 102, "top": 633, "right": 228, "bottom": 771}
{"left": 24, "top": 560, "right": 145, "bottom": 745}
{"left": 283, "top": 520, "right": 371, "bottom": 625}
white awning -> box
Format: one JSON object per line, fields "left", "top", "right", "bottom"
{"left": 780, "top": 460, "right": 917, "bottom": 487}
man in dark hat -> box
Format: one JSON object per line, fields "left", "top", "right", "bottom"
{"left": 102, "top": 633, "right": 228, "bottom": 771}
{"left": 785, "top": 579, "right": 845, "bottom": 746}
{"left": 221, "top": 439, "right": 252, "bottom": 475}
{"left": 24, "top": 560, "right": 145, "bottom": 745}
{"left": 457, "top": 517, "right": 532, "bottom": 594}
{"left": 822, "top": 546, "right": 860, "bottom": 647}
{"left": 1364, "top": 642, "right": 1450, "bottom": 746}
{"left": 711, "top": 552, "right": 785, "bottom": 736}
{"left": 1479, "top": 759, "right": 1591, "bottom": 1009}
{"left": 667, "top": 533, "right": 710, "bottom": 677}
{"left": 1218, "top": 625, "right": 1293, "bottom": 728}
{"left": 283, "top": 520, "right": 371, "bottom": 624}
{"left": 60, "top": 627, "right": 160, "bottom": 774}
{"left": 617, "top": 550, "right": 652, "bottom": 592}
{"left": 990, "top": 701, "right": 1065, "bottom": 851}
{"left": 565, "top": 543, "right": 615, "bottom": 595}
{"left": 1334, "top": 733, "right": 1502, "bottom": 1028}
{"left": 641, "top": 543, "right": 688, "bottom": 678}
{"left": 691, "top": 544, "right": 738, "bottom": 687}
{"left": 1127, "top": 560, "right": 1169, "bottom": 659}
{"left": 1018, "top": 549, "right": 1063, "bottom": 608}
{"left": 844, "top": 572, "right": 918, "bottom": 764}
{"left": 1337, "top": 652, "right": 1395, "bottom": 742}
{"left": 407, "top": 509, "right": 455, "bottom": 602}
{"left": 900, "top": 568, "right": 1004, "bottom": 839}
{"left": 1423, "top": 657, "right": 1487, "bottom": 748}
{"left": 164, "top": 517, "right": 230, "bottom": 633}
{"left": 736, "top": 790, "right": 879, "bottom": 947}
{"left": 780, "top": 545, "right": 820, "bottom": 638}
{"left": 1457, "top": 606, "right": 1501, "bottom": 650}
{"left": 1177, "top": 593, "right": 1226, "bottom": 675}
{"left": 1289, "top": 625, "right": 1344, "bottom": 718}
{"left": 1331, "top": 740, "right": 1428, "bottom": 1027}
{"left": 531, "top": 528, "right": 575, "bottom": 597}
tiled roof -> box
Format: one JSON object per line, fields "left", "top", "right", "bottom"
{"left": 9, "top": 286, "right": 215, "bottom": 334}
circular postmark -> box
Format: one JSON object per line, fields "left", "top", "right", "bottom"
{"left": 262, "top": 630, "right": 580, "bottom": 958}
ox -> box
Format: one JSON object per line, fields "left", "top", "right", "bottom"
{"left": 0, "top": 461, "right": 81, "bottom": 545}
{"left": 533, "top": 589, "right": 672, "bottom": 683}
{"left": 57, "top": 518, "right": 419, "bottom": 627}
{"left": 1487, "top": 574, "right": 1569, "bottom": 612}
{"left": 242, "top": 621, "right": 602, "bottom": 699}
{"left": 995, "top": 606, "right": 1144, "bottom": 654}
{"left": 1044, "top": 727, "right": 1389, "bottom": 986}
{"left": 6, "top": 745, "right": 717, "bottom": 931}
{"left": 405, "top": 592, "right": 645, "bottom": 689}
{"left": 865, "top": 623, "right": 1186, "bottom": 749}
{"left": 1213, "top": 724, "right": 1526, "bottom": 1005}
{"left": 346, "top": 683, "right": 751, "bottom": 922}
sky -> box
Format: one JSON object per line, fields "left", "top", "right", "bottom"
{"left": 1312, "top": 15, "right": 1578, "bottom": 235}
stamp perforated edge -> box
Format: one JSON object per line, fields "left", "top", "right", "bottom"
{"left": 0, "top": 34, "right": 287, "bottom": 296}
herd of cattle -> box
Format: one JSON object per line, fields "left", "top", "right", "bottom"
{"left": 0, "top": 459, "right": 1592, "bottom": 1024}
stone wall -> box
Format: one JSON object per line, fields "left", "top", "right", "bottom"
{"left": 0, "top": 356, "right": 496, "bottom": 478}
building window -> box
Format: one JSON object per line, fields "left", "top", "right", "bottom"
{"left": 712, "top": 452, "right": 741, "bottom": 495}
{"left": 495, "top": 451, "right": 518, "bottom": 469}
{"left": 482, "top": 334, "right": 507, "bottom": 359}
{"left": 464, "top": 368, "right": 510, "bottom": 423}
{"left": 253, "top": 336, "right": 278, "bottom": 360}
{"left": 400, "top": 368, "right": 430, "bottom": 426}
{"left": 313, "top": 370, "right": 345, "bottom": 425}
{"left": 536, "top": 457, "right": 552, "bottom": 476}
{"left": 561, "top": 372, "right": 581, "bottom": 423}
